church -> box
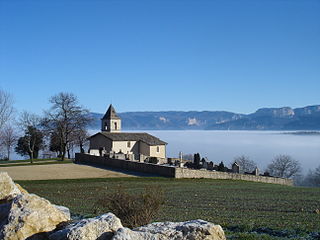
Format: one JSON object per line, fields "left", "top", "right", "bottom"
{"left": 88, "top": 105, "right": 167, "bottom": 162}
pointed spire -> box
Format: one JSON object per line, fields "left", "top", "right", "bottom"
{"left": 102, "top": 104, "right": 120, "bottom": 120}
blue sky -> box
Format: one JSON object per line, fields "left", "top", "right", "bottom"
{"left": 0, "top": 0, "right": 319, "bottom": 115}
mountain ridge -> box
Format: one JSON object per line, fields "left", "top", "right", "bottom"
{"left": 89, "top": 105, "right": 320, "bottom": 130}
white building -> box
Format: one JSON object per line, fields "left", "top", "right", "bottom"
{"left": 88, "top": 105, "right": 167, "bottom": 161}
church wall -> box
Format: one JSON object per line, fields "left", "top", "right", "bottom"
{"left": 149, "top": 145, "right": 166, "bottom": 159}
{"left": 112, "top": 141, "right": 139, "bottom": 154}
{"left": 140, "top": 142, "right": 166, "bottom": 159}
{"left": 89, "top": 134, "right": 112, "bottom": 152}
{"left": 89, "top": 134, "right": 166, "bottom": 159}
{"left": 174, "top": 168, "right": 293, "bottom": 186}
{"left": 140, "top": 142, "right": 150, "bottom": 156}
{"left": 75, "top": 153, "right": 176, "bottom": 177}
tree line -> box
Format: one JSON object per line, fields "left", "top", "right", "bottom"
{"left": 0, "top": 89, "right": 92, "bottom": 162}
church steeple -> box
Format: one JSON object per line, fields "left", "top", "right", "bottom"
{"left": 101, "top": 104, "right": 121, "bottom": 132}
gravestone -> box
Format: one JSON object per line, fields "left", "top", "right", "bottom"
{"left": 232, "top": 162, "right": 240, "bottom": 173}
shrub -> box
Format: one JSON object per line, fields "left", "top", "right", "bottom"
{"left": 217, "top": 161, "right": 226, "bottom": 172}
{"left": 95, "top": 185, "right": 165, "bottom": 228}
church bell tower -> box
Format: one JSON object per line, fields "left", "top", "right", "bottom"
{"left": 101, "top": 104, "right": 121, "bottom": 132}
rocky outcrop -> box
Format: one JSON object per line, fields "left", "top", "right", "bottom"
{"left": 0, "top": 172, "right": 22, "bottom": 201}
{"left": 0, "top": 172, "right": 71, "bottom": 240}
{"left": 0, "top": 193, "right": 71, "bottom": 240}
{"left": 49, "top": 213, "right": 122, "bottom": 240}
{"left": 49, "top": 217, "right": 226, "bottom": 240}
{"left": 112, "top": 220, "right": 226, "bottom": 240}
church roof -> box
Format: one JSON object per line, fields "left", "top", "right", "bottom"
{"left": 102, "top": 104, "right": 120, "bottom": 120}
{"left": 90, "top": 132, "right": 167, "bottom": 146}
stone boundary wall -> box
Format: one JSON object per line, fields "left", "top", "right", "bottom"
{"left": 75, "top": 153, "right": 293, "bottom": 186}
{"left": 175, "top": 168, "right": 293, "bottom": 186}
{"left": 75, "top": 153, "right": 176, "bottom": 177}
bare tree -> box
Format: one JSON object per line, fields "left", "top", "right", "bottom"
{"left": 0, "top": 151, "right": 4, "bottom": 160}
{"left": 234, "top": 155, "right": 257, "bottom": 174}
{"left": 304, "top": 165, "right": 320, "bottom": 186}
{"left": 73, "top": 128, "right": 90, "bottom": 154}
{"left": 0, "top": 125, "right": 18, "bottom": 160}
{"left": 19, "top": 111, "right": 42, "bottom": 128}
{"left": 42, "top": 92, "right": 91, "bottom": 160}
{"left": 266, "top": 155, "right": 301, "bottom": 178}
{"left": 66, "top": 141, "right": 75, "bottom": 159}
{"left": 311, "top": 166, "right": 320, "bottom": 186}
{"left": 0, "top": 89, "right": 14, "bottom": 131}
{"left": 65, "top": 128, "right": 90, "bottom": 158}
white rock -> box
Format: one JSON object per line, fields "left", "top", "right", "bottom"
{"left": 112, "top": 219, "right": 226, "bottom": 240}
{"left": 112, "top": 227, "right": 163, "bottom": 240}
{"left": 0, "top": 172, "right": 21, "bottom": 201}
{"left": 54, "top": 205, "right": 71, "bottom": 219}
{"left": 0, "top": 193, "right": 71, "bottom": 240}
{"left": 49, "top": 213, "right": 123, "bottom": 240}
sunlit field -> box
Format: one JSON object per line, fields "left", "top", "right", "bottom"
{"left": 19, "top": 177, "right": 320, "bottom": 239}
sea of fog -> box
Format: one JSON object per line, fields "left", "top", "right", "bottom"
{"left": 9, "top": 130, "right": 320, "bottom": 174}
{"left": 145, "top": 130, "right": 320, "bottom": 173}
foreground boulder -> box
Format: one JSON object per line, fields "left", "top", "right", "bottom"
{"left": 0, "top": 172, "right": 22, "bottom": 201}
{"left": 112, "top": 219, "right": 226, "bottom": 240}
{"left": 111, "top": 227, "right": 162, "bottom": 240}
{"left": 49, "top": 213, "right": 123, "bottom": 240}
{"left": 0, "top": 172, "right": 71, "bottom": 240}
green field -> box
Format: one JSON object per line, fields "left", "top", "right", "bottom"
{"left": 18, "top": 178, "right": 320, "bottom": 239}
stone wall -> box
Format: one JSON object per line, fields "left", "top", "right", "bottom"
{"left": 75, "top": 153, "right": 293, "bottom": 186}
{"left": 75, "top": 153, "right": 175, "bottom": 177}
{"left": 174, "top": 168, "right": 293, "bottom": 186}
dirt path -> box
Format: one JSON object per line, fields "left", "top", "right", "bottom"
{"left": 0, "top": 163, "right": 137, "bottom": 180}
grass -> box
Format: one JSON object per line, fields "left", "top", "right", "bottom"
{"left": 17, "top": 177, "right": 320, "bottom": 239}
{"left": 0, "top": 158, "right": 73, "bottom": 167}
{"left": 0, "top": 158, "right": 61, "bottom": 164}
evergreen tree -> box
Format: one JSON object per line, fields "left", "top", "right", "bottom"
{"left": 193, "top": 153, "right": 201, "bottom": 169}
{"left": 15, "top": 126, "right": 44, "bottom": 161}
{"left": 217, "top": 161, "right": 226, "bottom": 172}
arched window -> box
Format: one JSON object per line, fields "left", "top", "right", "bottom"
{"left": 114, "top": 122, "right": 117, "bottom": 130}
{"left": 157, "top": 146, "right": 160, "bottom": 152}
{"left": 127, "top": 141, "right": 131, "bottom": 148}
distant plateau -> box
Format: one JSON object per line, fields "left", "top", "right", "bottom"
{"left": 89, "top": 105, "right": 320, "bottom": 131}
